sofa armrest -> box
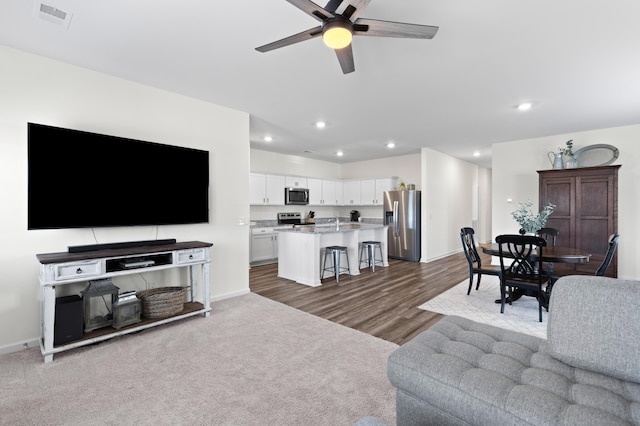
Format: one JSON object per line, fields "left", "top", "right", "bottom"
{"left": 548, "top": 275, "right": 640, "bottom": 383}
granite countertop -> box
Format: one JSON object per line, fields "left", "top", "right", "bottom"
{"left": 276, "top": 223, "right": 387, "bottom": 234}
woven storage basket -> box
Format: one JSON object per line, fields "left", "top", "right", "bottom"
{"left": 137, "top": 286, "right": 187, "bottom": 319}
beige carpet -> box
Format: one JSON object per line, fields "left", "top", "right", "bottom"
{"left": 0, "top": 293, "right": 397, "bottom": 426}
{"left": 418, "top": 275, "right": 547, "bottom": 339}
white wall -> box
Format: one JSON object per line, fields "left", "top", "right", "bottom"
{"left": 250, "top": 149, "right": 342, "bottom": 179}
{"left": 340, "top": 153, "right": 421, "bottom": 189}
{"left": 492, "top": 124, "right": 640, "bottom": 279}
{"left": 421, "top": 148, "right": 482, "bottom": 261}
{"left": 0, "top": 46, "right": 250, "bottom": 351}
{"left": 477, "top": 168, "right": 493, "bottom": 243}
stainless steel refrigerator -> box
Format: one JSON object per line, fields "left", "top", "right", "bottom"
{"left": 384, "top": 190, "right": 421, "bottom": 261}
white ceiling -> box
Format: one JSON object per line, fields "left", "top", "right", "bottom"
{"left": 2, "top": 0, "right": 640, "bottom": 168}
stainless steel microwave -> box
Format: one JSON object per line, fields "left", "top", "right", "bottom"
{"left": 285, "top": 187, "right": 309, "bottom": 205}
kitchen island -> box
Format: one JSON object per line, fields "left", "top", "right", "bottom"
{"left": 277, "top": 223, "right": 388, "bottom": 287}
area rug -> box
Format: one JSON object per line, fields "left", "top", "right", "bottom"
{"left": 418, "top": 275, "right": 547, "bottom": 339}
{"left": 0, "top": 293, "right": 397, "bottom": 426}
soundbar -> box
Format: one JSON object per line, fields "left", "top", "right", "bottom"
{"left": 68, "top": 239, "right": 177, "bottom": 253}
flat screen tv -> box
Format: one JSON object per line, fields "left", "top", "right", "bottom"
{"left": 28, "top": 123, "right": 209, "bottom": 229}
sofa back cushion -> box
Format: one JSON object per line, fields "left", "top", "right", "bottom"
{"left": 548, "top": 275, "right": 640, "bottom": 383}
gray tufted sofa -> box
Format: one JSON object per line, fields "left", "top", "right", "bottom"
{"left": 387, "top": 275, "right": 640, "bottom": 425}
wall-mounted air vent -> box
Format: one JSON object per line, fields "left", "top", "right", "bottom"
{"left": 34, "top": 1, "right": 73, "bottom": 28}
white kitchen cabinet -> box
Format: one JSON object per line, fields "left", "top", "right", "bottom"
{"left": 360, "top": 179, "right": 376, "bottom": 205}
{"left": 307, "top": 178, "right": 340, "bottom": 206}
{"left": 374, "top": 178, "right": 394, "bottom": 204}
{"left": 343, "top": 180, "right": 361, "bottom": 205}
{"left": 334, "top": 181, "right": 344, "bottom": 205}
{"left": 250, "top": 173, "right": 285, "bottom": 205}
{"left": 285, "top": 176, "right": 307, "bottom": 188}
{"left": 249, "top": 172, "right": 396, "bottom": 206}
{"left": 360, "top": 178, "right": 395, "bottom": 205}
{"left": 307, "top": 178, "right": 322, "bottom": 205}
{"left": 322, "top": 180, "right": 337, "bottom": 205}
{"left": 250, "top": 228, "right": 278, "bottom": 264}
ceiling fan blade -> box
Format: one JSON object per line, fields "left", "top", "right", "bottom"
{"left": 335, "top": 0, "right": 371, "bottom": 20}
{"left": 324, "top": 0, "right": 343, "bottom": 13}
{"left": 255, "top": 26, "right": 322, "bottom": 52}
{"left": 287, "top": 0, "right": 334, "bottom": 21}
{"left": 335, "top": 44, "right": 355, "bottom": 74}
{"left": 353, "top": 18, "right": 439, "bottom": 39}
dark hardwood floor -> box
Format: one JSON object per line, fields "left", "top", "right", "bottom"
{"left": 250, "top": 251, "right": 484, "bottom": 346}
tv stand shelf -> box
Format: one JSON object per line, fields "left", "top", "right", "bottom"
{"left": 36, "top": 241, "right": 213, "bottom": 362}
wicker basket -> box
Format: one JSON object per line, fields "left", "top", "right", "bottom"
{"left": 136, "top": 286, "right": 187, "bottom": 319}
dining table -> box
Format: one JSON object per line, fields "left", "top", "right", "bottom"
{"left": 479, "top": 242, "right": 591, "bottom": 306}
{"left": 479, "top": 243, "right": 591, "bottom": 264}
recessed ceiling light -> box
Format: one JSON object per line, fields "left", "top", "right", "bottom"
{"left": 264, "top": 135, "right": 273, "bottom": 142}
{"left": 336, "top": 151, "right": 344, "bottom": 157}
{"left": 517, "top": 102, "right": 532, "bottom": 111}
{"left": 315, "top": 121, "right": 326, "bottom": 129}
{"left": 387, "top": 142, "right": 395, "bottom": 148}
{"left": 473, "top": 151, "right": 480, "bottom": 157}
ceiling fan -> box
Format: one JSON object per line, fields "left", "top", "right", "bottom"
{"left": 255, "top": 0, "right": 439, "bottom": 74}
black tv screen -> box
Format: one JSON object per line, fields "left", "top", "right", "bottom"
{"left": 28, "top": 123, "right": 209, "bottom": 229}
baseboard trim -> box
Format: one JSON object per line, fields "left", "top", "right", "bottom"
{"left": 0, "top": 338, "right": 40, "bottom": 356}
{"left": 211, "top": 288, "right": 250, "bottom": 302}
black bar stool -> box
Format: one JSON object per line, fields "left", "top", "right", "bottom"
{"left": 321, "top": 246, "right": 351, "bottom": 283}
{"left": 359, "top": 241, "right": 384, "bottom": 272}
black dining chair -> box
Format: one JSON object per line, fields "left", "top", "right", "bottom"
{"left": 536, "top": 227, "right": 559, "bottom": 246}
{"left": 536, "top": 227, "right": 559, "bottom": 276}
{"left": 460, "top": 227, "right": 501, "bottom": 295}
{"left": 595, "top": 233, "right": 620, "bottom": 276}
{"left": 548, "top": 233, "right": 620, "bottom": 291}
{"left": 495, "top": 234, "right": 550, "bottom": 322}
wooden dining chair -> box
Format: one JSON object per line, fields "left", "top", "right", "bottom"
{"left": 495, "top": 234, "right": 550, "bottom": 322}
{"left": 536, "top": 227, "right": 559, "bottom": 276}
{"left": 595, "top": 233, "right": 620, "bottom": 276}
{"left": 536, "top": 227, "right": 559, "bottom": 246}
{"left": 548, "top": 233, "right": 620, "bottom": 289}
{"left": 460, "top": 227, "right": 501, "bottom": 295}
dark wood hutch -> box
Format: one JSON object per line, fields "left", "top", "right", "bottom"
{"left": 538, "top": 165, "right": 619, "bottom": 277}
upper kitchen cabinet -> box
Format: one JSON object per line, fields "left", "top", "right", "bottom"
{"left": 343, "top": 180, "right": 361, "bottom": 206}
{"left": 250, "top": 173, "right": 285, "bottom": 205}
{"left": 308, "top": 179, "right": 341, "bottom": 206}
{"left": 285, "top": 176, "right": 307, "bottom": 188}
{"left": 360, "top": 178, "right": 396, "bottom": 205}
{"left": 538, "top": 165, "right": 619, "bottom": 277}
{"left": 307, "top": 178, "right": 322, "bottom": 205}
{"left": 334, "top": 181, "right": 344, "bottom": 205}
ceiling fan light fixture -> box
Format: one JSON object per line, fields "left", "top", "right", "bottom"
{"left": 322, "top": 21, "right": 352, "bottom": 49}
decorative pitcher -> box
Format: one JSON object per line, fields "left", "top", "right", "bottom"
{"left": 547, "top": 151, "right": 564, "bottom": 169}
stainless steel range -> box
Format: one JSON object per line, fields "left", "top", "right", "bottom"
{"left": 277, "top": 212, "right": 304, "bottom": 225}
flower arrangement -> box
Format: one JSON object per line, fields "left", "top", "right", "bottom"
{"left": 560, "top": 140, "right": 575, "bottom": 159}
{"left": 511, "top": 201, "right": 555, "bottom": 234}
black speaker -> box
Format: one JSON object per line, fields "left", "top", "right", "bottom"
{"left": 54, "top": 295, "right": 83, "bottom": 345}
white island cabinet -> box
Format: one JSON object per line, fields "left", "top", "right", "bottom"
{"left": 277, "top": 224, "right": 388, "bottom": 287}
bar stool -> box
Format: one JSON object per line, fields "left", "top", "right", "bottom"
{"left": 321, "top": 246, "right": 351, "bottom": 283}
{"left": 359, "top": 241, "right": 384, "bottom": 272}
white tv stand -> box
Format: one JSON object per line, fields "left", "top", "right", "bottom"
{"left": 36, "top": 241, "right": 213, "bottom": 362}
